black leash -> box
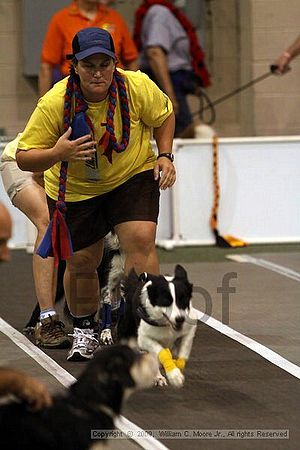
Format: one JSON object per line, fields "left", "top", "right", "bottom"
{"left": 194, "top": 65, "right": 279, "bottom": 125}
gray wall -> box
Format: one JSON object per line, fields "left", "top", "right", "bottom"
{"left": 22, "top": 0, "right": 69, "bottom": 76}
{"left": 2, "top": 0, "right": 300, "bottom": 137}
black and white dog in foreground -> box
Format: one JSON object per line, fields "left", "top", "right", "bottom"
{"left": 0, "top": 344, "right": 158, "bottom": 450}
{"left": 117, "top": 265, "right": 198, "bottom": 388}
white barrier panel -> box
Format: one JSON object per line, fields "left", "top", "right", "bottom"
{"left": 157, "top": 137, "right": 300, "bottom": 248}
{"left": 1, "top": 137, "right": 300, "bottom": 249}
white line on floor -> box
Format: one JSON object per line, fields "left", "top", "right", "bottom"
{"left": 0, "top": 317, "right": 167, "bottom": 450}
{"left": 194, "top": 309, "right": 300, "bottom": 379}
{"left": 2, "top": 305, "right": 300, "bottom": 446}
{"left": 0, "top": 318, "right": 74, "bottom": 387}
{"left": 226, "top": 254, "right": 300, "bottom": 282}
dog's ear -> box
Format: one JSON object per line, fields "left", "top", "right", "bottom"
{"left": 174, "top": 265, "right": 193, "bottom": 298}
{"left": 139, "top": 272, "right": 148, "bottom": 283}
{"left": 174, "top": 264, "right": 188, "bottom": 280}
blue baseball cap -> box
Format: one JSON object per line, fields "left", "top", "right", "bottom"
{"left": 66, "top": 27, "right": 116, "bottom": 60}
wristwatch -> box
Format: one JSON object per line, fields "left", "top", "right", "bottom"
{"left": 157, "top": 152, "right": 174, "bottom": 162}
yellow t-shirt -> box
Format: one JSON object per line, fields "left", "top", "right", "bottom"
{"left": 18, "top": 70, "right": 173, "bottom": 201}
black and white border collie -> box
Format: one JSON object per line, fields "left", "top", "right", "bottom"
{"left": 0, "top": 344, "right": 158, "bottom": 450}
{"left": 118, "top": 265, "right": 198, "bottom": 388}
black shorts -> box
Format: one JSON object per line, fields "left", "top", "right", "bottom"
{"left": 47, "top": 170, "right": 160, "bottom": 252}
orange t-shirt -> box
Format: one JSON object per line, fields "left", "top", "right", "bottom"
{"left": 41, "top": 2, "right": 138, "bottom": 75}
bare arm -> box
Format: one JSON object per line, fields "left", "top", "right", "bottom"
{"left": 153, "top": 110, "right": 175, "bottom": 154}
{"left": 146, "top": 46, "right": 178, "bottom": 113}
{"left": 153, "top": 111, "right": 176, "bottom": 190}
{"left": 16, "top": 128, "right": 97, "bottom": 172}
{"left": 17, "top": 147, "right": 61, "bottom": 173}
{"left": 274, "top": 34, "right": 300, "bottom": 74}
{"left": 38, "top": 62, "right": 54, "bottom": 97}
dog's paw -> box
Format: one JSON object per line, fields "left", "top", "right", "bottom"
{"left": 175, "top": 358, "right": 186, "bottom": 370}
{"left": 100, "top": 328, "right": 114, "bottom": 346}
{"left": 153, "top": 373, "right": 168, "bottom": 387}
{"left": 166, "top": 368, "right": 185, "bottom": 388}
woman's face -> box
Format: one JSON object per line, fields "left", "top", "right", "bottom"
{"left": 75, "top": 54, "right": 116, "bottom": 102}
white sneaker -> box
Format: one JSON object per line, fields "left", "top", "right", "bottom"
{"left": 67, "top": 328, "right": 99, "bottom": 361}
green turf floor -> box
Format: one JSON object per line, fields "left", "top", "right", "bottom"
{"left": 157, "top": 243, "right": 300, "bottom": 263}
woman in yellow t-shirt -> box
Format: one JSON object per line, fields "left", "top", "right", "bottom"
{"left": 17, "top": 27, "right": 176, "bottom": 361}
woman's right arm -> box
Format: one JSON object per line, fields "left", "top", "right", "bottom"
{"left": 16, "top": 146, "right": 61, "bottom": 172}
{"left": 16, "top": 128, "right": 96, "bottom": 172}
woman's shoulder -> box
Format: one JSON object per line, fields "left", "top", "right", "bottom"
{"left": 118, "top": 69, "right": 153, "bottom": 88}
{"left": 42, "top": 77, "right": 68, "bottom": 98}
{"left": 117, "top": 70, "right": 164, "bottom": 112}
{"left": 119, "top": 69, "right": 160, "bottom": 102}
{"left": 38, "top": 78, "right": 68, "bottom": 109}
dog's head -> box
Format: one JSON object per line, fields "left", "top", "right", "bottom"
{"left": 139, "top": 264, "right": 193, "bottom": 330}
{"left": 70, "top": 343, "right": 158, "bottom": 414}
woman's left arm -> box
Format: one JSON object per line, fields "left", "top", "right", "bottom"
{"left": 153, "top": 111, "right": 176, "bottom": 190}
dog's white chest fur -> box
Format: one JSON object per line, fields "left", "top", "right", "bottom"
{"left": 138, "top": 316, "right": 196, "bottom": 351}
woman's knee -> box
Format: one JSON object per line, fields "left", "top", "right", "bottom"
{"left": 35, "top": 216, "right": 50, "bottom": 234}
{"left": 116, "top": 222, "right": 156, "bottom": 255}
{"left": 66, "top": 242, "right": 103, "bottom": 273}
{"left": 67, "top": 254, "right": 99, "bottom": 273}
{"left": 125, "top": 232, "right": 156, "bottom": 255}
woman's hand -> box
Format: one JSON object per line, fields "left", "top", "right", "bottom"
{"left": 154, "top": 157, "right": 176, "bottom": 190}
{"left": 53, "top": 127, "right": 97, "bottom": 162}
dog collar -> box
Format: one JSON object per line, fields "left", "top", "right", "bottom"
{"left": 137, "top": 305, "right": 168, "bottom": 327}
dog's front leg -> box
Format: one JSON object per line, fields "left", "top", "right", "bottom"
{"left": 175, "top": 324, "right": 197, "bottom": 371}
{"left": 138, "top": 335, "right": 168, "bottom": 386}
{"left": 139, "top": 334, "right": 184, "bottom": 387}
{"left": 158, "top": 348, "right": 185, "bottom": 388}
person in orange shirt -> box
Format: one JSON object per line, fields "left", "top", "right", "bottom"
{"left": 39, "top": 0, "right": 138, "bottom": 96}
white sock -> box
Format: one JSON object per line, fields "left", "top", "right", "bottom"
{"left": 40, "top": 308, "right": 56, "bottom": 321}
